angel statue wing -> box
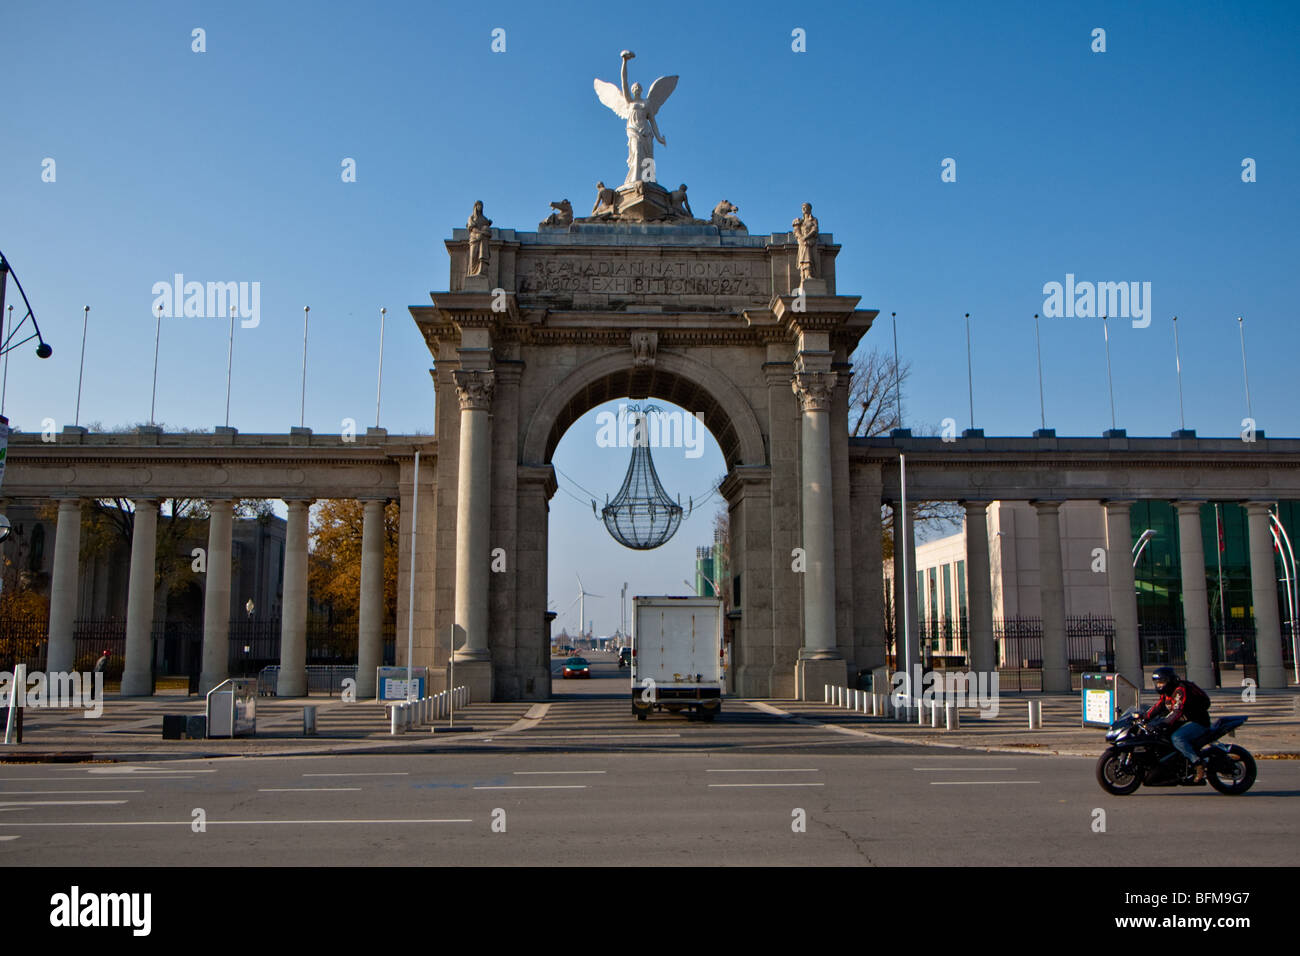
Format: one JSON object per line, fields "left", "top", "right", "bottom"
{"left": 644, "top": 75, "right": 678, "bottom": 118}
{"left": 593, "top": 79, "right": 630, "bottom": 119}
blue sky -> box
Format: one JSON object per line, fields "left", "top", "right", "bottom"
{"left": 4, "top": 1, "right": 1298, "bottom": 634}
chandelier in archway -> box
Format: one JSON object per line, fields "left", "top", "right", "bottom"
{"left": 596, "top": 405, "right": 693, "bottom": 550}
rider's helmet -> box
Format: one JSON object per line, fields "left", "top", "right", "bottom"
{"left": 1151, "top": 666, "right": 1179, "bottom": 696}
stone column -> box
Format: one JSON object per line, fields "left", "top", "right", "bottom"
{"left": 1174, "top": 501, "right": 1215, "bottom": 688}
{"left": 962, "top": 500, "right": 996, "bottom": 675}
{"left": 355, "top": 498, "right": 386, "bottom": 699}
{"left": 199, "top": 499, "right": 234, "bottom": 693}
{"left": 891, "top": 501, "right": 920, "bottom": 677}
{"left": 452, "top": 368, "right": 495, "bottom": 700}
{"left": 791, "top": 359, "right": 845, "bottom": 698}
{"left": 1104, "top": 500, "right": 1142, "bottom": 687}
{"left": 1245, "top": 502, "right": 1286, "bottom": 688}
{"left": 120, "top": 499, "right": 159, "bottom": 696}
{"left": 46, "top": 498, "right": 83, "bottom": 674}
{"left": 1033, "top": 500, "right": 1070, "bottom": 692}
{"left": 763, "top": 356, "right": 799, "bottom": 699}
{"left": 277, "top": 499, "right": 311, "bottom": 697}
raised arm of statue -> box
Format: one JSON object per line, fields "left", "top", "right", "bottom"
{"left": 620, "top": 50, "right": 634, "bottom": 101}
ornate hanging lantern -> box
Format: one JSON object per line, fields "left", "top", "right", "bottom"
{"left": 596, "top": 405, "right": 693, "bottom": 550}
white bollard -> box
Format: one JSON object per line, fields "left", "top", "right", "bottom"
{"left": 1028, "top": 699, "right": 1042, "bottom": 730}
{"left": 849, "top": 689, "right": 857, "bottom": 710}
{"left": 824, "top": 684, "right": 830, "bottom": 704}
{"left": 390, "top": 705, "right": 400, "bottom": 735}
{"left": 945, "top": 703, "right": 959, "bottom": 730}
{"left": 860, "top": 692, "right": 869, "bottom": 714}
{"left": 930, "top": 701, "right": 940, "bottom": 728}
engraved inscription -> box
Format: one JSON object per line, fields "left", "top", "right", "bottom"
{"left": 518, "top": 256, "right": 767, "bottom": 296}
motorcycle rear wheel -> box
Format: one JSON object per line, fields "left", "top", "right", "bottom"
{"left": 1206, "top": 745, "right": 1256, "bottom": 795}
{"left": 1096, "top": 747, "right": 1142, "bottom": 795}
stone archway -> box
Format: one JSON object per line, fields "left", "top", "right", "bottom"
{"left": 410, "top": 209, "right": 878, "bottom": 702}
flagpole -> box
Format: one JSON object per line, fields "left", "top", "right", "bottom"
{"left": 1237, "top": 316, "right": 1253, "bottom": 424}
{"left": 964, "top": 312, "right": 974, "bottom": 431}
{"left": 75, "top": 306, "right": 89, "bottom": 427}
{"left": 375, "top": 307, "right": 387, "bottom": 428}
{"left": 891, "top": 312, "right": 903, "bottom": 430}
{"left": 1102, "top": 315, "right": 1117, "bottom": 432}
{"left": 150, "top": 305, "right": 163, "bottom": 426}
{"left": 1172, "top": 316, "right": 1186, "bottom": 432}
{"left": 1033, "top": 313, "right": 1046, "bottom": 432}
{"left": 225, "top": 306, "right": 236, "bottom": 428}
{"left": 300, "top": 305, "right": 310, "bottom": 429}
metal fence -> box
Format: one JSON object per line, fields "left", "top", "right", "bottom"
{"left": 257, "top": 664, "right": 358, "bottom": 697}
{"left": 0, "top": 616, "right": 396, "bottom": 685}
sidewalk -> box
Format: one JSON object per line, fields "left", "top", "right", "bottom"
{"left": 762, "top": 688, "right": 1300, "bottom": 756}
{"left": 0, "top": 690, "right": 535, "bottom": 761}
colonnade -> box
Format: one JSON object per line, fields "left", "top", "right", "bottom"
{"left": 42, "top": 494, "right": 391, "bottom": 697}
{"left": 888, "top": 498, "right": 1290, "bottom": 691}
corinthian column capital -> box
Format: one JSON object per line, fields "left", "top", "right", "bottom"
{"left": 453, "top": 369, "right": 496, "bottom": 411}
{"left": 791, "top": 369, "right": 837, "bottom": 413}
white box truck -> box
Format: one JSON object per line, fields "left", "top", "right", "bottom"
{"left": 631, "top": 595, "right": 725, "bottom": 721}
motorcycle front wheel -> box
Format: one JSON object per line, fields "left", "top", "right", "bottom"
{"left": 1206, "top": 745, "right": 1256, "bottom": 795}
{"left": 1096, "top": 747, "right": 1143, "bottom": 795}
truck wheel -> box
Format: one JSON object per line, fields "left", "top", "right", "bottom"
{"left": 698, "top": 710, "right": 716, "bottom": 722}
{"left": 636, "top": 711, "right": 648, "bottom": 721}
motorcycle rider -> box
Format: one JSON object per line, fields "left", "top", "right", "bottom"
{"left": 1144, "top": 666, "right": 1212, "bottom": 782}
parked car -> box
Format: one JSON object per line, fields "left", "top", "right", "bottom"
{"left": 618, "top": 647, "right": 631, "bottom": 669}
{"left": 562, "top": 656, "right": 591, "bottom": 679}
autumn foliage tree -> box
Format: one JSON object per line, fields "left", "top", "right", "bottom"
{"left": 307, "top": 499, "right": 400, "bottom": 630}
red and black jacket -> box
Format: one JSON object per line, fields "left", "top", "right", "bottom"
{"left": 1144, "top": 680, "right": 1211, "bottom": 728}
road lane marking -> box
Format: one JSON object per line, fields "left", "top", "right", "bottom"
{"left": 707, "top": 783, "right": 825, "bottom": 789}
{"left": 513, "top": 771, "right": 606, "bottom": 775}
{"left": 71, "top": 776, "right": 195, "bottom": 781}
{"left": 0, "top": 790, "right": 145, "bottom": 795}
{"left": 473, "top": 785, "right": 588, "bottom": 790}
{"left": 0, "top": 800, "right": 130, "bottom": 807}
{"left": 88, "top": 768, "right": 216, "bottom": 775}
{"left": 258, "top": 788, "right": 363, "bottom": 793}
{"left": 506, "top": 738, "right": 681, "bottom": 743}
{"left": 0, "top": 818, "right": 471, "bottom": 827}
{"left": 302, "top": 773, "right": 409, "bottom": 777}
{"left": 705, "top": 769, "right": 820, "bottom": 773}
{"left": 929, "top": 780, "right": 1040, "bottom": 787}
{"left": 912, "top": 768, "right": 1018, "bottom": 772}
{"left": 0, "top": 836, "right": 19, "bottom": 841}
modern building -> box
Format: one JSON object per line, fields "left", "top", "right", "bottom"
{"left": 885, "top": 499, "right": 1298, "bottom": 679}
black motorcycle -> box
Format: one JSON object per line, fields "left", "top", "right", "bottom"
{"left": 1096, "top": 707, "right": 1257, "bottom": 796}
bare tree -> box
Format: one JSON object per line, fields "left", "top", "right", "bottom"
{"left": 846, "top": 348, "right": 962, "bottom": 557}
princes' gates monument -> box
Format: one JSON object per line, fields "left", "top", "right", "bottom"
{"left": 7, "top": 52, "right": 1299, "bottom": 702}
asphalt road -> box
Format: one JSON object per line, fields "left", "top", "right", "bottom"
{"left": 1, "top": 650, "right": 1295, "bottom": 866}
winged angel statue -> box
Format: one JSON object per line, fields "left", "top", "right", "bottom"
{"left": 594, "top": 51, "right": 678, "bottom": 186}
